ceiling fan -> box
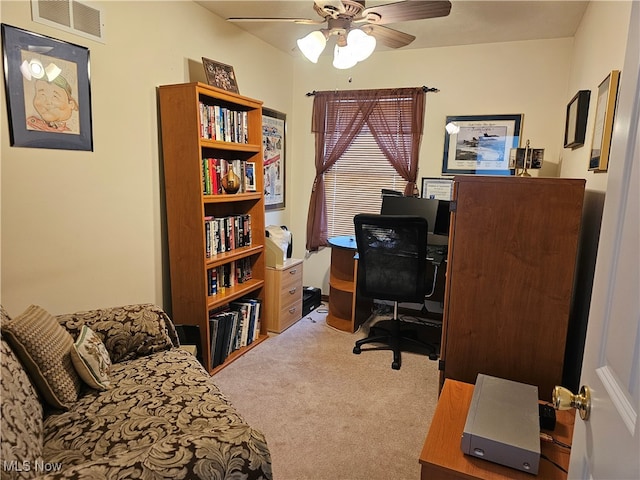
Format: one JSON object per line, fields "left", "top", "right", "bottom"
{"left": 228, "top": 0, "right": 452, "bottom": 68}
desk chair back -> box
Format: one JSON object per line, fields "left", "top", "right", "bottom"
{"left": 353, "top": 214, "right": 428, "bottom": 304}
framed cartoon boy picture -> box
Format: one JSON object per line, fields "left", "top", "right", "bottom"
{"left": 1, "top": 24, "right": 93, "bottom": 151}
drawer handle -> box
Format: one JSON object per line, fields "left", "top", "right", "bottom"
{"left": 289, "top": 287, "right": 297, "bottom": 294}
{"left": 289, "top": 269, "right": 297, "bottom": 274}
{"left": 288, "top": 307, "right": 297, "bottom": 314}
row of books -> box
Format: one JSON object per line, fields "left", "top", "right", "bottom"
{"left": 205, "top": 214, "right": 252, "bottom": 258}
{"left": 207, "top": 258, "right": 253, "bottom": 296}
{"left": 199, "top": 102, "right": 249, "bottom": 143}
{"left": 203, "top": 158, "right": 254, "bottom": 195}
{"left": 209, "top": 298, "right": 261, "bottom": 368}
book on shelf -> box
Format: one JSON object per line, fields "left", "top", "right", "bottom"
{"left": 208, "top": 296, "right": 260, "bottom": 368}
{"left": 205, "top": 214, "right": 252, "bottom": 258}
{"left": 207, "top": 258, "right": 253, "bottom": 296}
{"left": 203, "top": 158, "right": 257, "bottom": 196}
{"left": 199, "top": 102, "right": 249, "bottom": 144}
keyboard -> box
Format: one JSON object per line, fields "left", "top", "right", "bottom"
{"left": 427, "top": 245, "right": 447, "bottom": 265}
{"left": 427, "top": 245, "right": 447, "bottom": 257}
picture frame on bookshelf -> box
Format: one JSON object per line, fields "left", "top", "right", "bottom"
{"left": 263, "top": 108, "right": 286, "bottom": 210}
{"left": 1, "top": 23, "right": 93, "bottom": 151}
{"left": 245, "top": 161, "right": 257, "bottom": 191}
{"left": 202, "top": 57, "right": 239, "bottom": 94}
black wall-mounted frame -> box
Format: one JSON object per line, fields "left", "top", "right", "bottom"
{"left": 564, "top": 90, "right": 590, "bottom": 149}
{"left": 1, "top": 23, "right": 93, "bottom": 151}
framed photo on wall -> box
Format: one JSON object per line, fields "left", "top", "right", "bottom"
{"left": 263, "top": 108, "right": 286, "bottom": 210}
{"left": 442, "top": 114, "right": 522, "bottom": 175}
{"left": 564, "top": 90, "right": 590, "bottom": 149}
{"left": 589, "top": 70, "right": 620, "bottom": 172}
{"left": 1, "top": 23, "right": 93, "bottom": 150}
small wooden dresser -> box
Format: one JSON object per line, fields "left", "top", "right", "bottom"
{"left": 264, "top": 258, "right": 303, "bottom": 333}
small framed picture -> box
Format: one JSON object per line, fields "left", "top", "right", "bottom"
{"left": 202, "top": 57, "right": 239, "bottom": 94}
{"left": 564, "top": 90, "right": 590, "bottom": 149}
{"left": 245, "top": 161, "right": 257, "bottom": 191}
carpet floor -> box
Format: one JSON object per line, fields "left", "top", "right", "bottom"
{"left": 213, "top": 304, "right": 441, "bottom": 480}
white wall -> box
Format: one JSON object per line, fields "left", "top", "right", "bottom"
{"left": 291, "top": 38, "right": 575, "bottom": 292}
{"left": 0, "top": 0, "right": 294, "bottom": 315}
{"left": 559, "top": 0, "right": 631, "bottom": 191}
{"left": 290, "top": 1, "right": 632, "bottom": 294}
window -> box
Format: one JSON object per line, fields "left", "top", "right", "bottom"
{"left": 324, "top": 123, "right": 406, "bottom": 237}
{"left": 306, "top": 87, "right": 425, "bottom": 251}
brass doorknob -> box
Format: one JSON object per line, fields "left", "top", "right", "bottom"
{"left": 552, "top": 385, "right": 591, "bottom": 420}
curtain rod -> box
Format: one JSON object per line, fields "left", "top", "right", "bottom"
{"left": 305, "top": 86, "right": 439, "bottom": 96}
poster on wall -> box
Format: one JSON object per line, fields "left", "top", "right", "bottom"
{"left": 262, "top": 108, "right": 286, "bottom": 210}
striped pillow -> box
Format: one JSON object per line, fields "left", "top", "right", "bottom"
{"left": 1, "top": 305, "right": 82, "bottom": 410}
{"left": 71, "top": 325, "right": 112, "bottom": 390}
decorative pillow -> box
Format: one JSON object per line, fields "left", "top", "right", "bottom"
{"left": 71, "top": 325, "right": 112, "bottom": 390}
{"left": 57, "top": 304, "right": 178, "bottom": 363}
{"left": 1, "top": 305, "right": 82, "bottom": 410}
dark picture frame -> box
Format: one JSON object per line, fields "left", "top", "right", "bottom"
{"left": 442, "top": 114, "right": 522, "bottom": 175}
{"left": 1, "top": 24, "right": 93, "bottom": 150}
{"left": 564, "top": 90, "right": 590, "bottom": 149}
{"left": 589, "top": 70, "right": 620, "bottom": 172}
{"left": 202, "top": 57, "right": 239, "bottom": 94}
{"left": 262, "top": 108, "right": 286, "bottom": 211}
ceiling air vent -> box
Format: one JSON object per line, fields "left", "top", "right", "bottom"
{"left": 31, "top": 0, "right": 106, "bottom": 44}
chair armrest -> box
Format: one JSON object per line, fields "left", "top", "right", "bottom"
{"left": 56, "top": 303, "right": 180, "bottom": 363}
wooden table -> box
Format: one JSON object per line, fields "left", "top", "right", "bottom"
{"left": 419, "top": 379, "right": 574, "bottom": 480}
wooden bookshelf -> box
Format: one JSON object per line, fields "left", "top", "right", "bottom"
{"left": 158, "top": 82, "right": 267, "bottom": 374}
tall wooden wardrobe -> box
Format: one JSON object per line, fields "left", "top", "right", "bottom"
{"left": 439, "top": 176, "right": 585, "bottom": 401}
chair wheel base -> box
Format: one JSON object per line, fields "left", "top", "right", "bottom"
{"left": 428, "top": 353, "right": 439, "bottom": 361}
{"left": 392, "top": 361, "right": 400, "bottom": 370}
{"left": 353, "top": 346, "right": 361, "bottom": 354}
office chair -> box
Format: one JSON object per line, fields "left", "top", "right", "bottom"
{"left": 352, "top": 214, "right": 439, "bottom": 370}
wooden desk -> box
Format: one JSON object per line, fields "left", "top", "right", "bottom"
{"left": 326, "top": 235, "right": 372, "bottom": 332}
{"left": 419, "top": 380, "right": 574, "bottom": 480}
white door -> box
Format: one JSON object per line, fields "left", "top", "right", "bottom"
{"left": 568, "top": 3, "right": 640, "bottom": 479}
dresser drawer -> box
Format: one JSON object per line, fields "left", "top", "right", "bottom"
{"left": 277, "top": 299, "right": 303, "bottom": 333}
{"left": 280, "top": 262, "right": 303, "bottom": 290}
{"left": 265, "top": 258, "right": 303, "bottom": 333}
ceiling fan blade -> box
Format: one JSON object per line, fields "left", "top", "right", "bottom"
{"left": 362, "top": 1, "right": 452, "bottom": 25}
{"left": 363, "top": 24, "right": 416, "bottom": 49}
{"left": 314, "top": 0, "right": 346, "bottom": 14}
{"left": 227, "top": 17, "right": 323, "bottom": 25}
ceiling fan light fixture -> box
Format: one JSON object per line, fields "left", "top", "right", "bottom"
{"left": 347, "top": 28, "right": 376, "bottom": 62}
{"left": 333, "top": 43, "right": 358, "bottom": 69}
{"left": 297, "top": 30, "right": 327, "bottom": 63}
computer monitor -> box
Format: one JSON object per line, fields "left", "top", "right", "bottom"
{"left": 380, "top": 196, "right": 450, "bottom": 236}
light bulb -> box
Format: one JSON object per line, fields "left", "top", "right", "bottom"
{"left": 347, "top": 29, "right": 376, "bottom": 62}
{"left": 333, "top": 44, "right": 357, "bottom": 69}
{"left": 297, "top": 31, "right": 327, "bottom": 63}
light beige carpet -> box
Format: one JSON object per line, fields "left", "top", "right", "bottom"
{"left": 213, "top": 304, "right": 440, "bottom": 480}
